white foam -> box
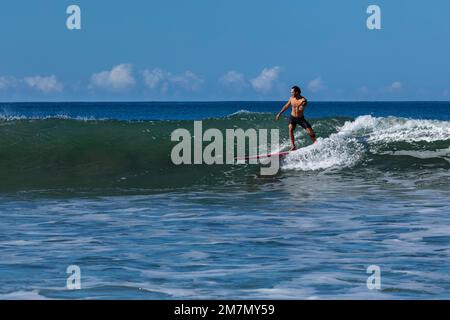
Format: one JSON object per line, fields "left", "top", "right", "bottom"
{"left": 0, "top": 113, "right": 103, "bottom": 122}
{"left": 226, "top": 109, "right": 258, "bottom": 116}
{"left": 0, "top": 290, "right": 49, "bottom": 300}
{"left": 282, "top": 137, "right": 364, "bottom": 171}
{"left": 340, "top": 115, "right": 450, "bottom": 143}
{"left": 280, "top": 115, "right": 450, "bottom": 172}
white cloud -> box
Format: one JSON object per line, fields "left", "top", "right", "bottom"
{"left": 389, "top": 81, "right": 403, "bottom": 91}
{"left": 90, "top": 64, "right": 135, "bottom": 90}
{"left": 143, "top": 69, "right": 203, "bottom": 92}
{"left": 0, "top": 76, "right": 17, "bottom": 90}
{"left": 250, "top": 67, "right": 281, "bottom": 92}
{"left": 171, "top": 71, "right": 203, "bottom": 91}
{"left": 307, "top": 77, "right": 325, "bottom": 92}
{"left": 142, "top": 68, "right": 169, "bottom": 90}
{"left": 24, "top": 75, "right": 63, "bottom": 93}
{"left": 219, "top": 71, "right": 246, "bottom": 87}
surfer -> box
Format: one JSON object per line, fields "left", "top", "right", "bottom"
{"left": 275, "top": 86, "right": 317, "bottom": 150}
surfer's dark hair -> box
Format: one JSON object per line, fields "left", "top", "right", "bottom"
{"left": 292, "top": 86, "right": 301, "bottom": 94}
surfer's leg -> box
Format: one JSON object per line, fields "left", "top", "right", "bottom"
{"left": 299, "top": 117, "right": 317, "bottom": 144}
{"left": 306, "top": 128, "right": 317, "bottom": 144}
{"left": 288, "top": 123, "right": 296, "bottom": 150}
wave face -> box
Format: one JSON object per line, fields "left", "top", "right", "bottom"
{"left": 1, "top": 114, "right": 449, "bottom": 194}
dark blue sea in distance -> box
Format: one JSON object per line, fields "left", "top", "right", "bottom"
{"left": 1, "top": 101, "right": 450, "bottom": 121}
{"left": 1, "top": 101, "right": 449, "bottom": 299}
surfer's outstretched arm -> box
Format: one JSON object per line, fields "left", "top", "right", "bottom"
{"left": 275, "top": 100, "right": 291, "bottom": 120}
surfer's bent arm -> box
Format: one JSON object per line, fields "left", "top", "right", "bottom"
{"left": 276, "top": 100, "right": 291, "bottom": 120}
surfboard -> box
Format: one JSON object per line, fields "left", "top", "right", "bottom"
{"left": 235, "top": 151, "right": 291, "bottom": 161}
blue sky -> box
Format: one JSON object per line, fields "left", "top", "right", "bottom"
{"left": 0, "top": 0, "right": 449, "bottom": 101}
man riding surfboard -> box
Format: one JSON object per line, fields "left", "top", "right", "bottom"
{"left": 275, "top": 86, "right": 317, "bottom": 150}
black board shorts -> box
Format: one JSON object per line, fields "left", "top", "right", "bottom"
{"left": 289, "top": 115, "right": 312, "bottom": 129}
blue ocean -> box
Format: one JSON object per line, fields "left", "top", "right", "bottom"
{"left": 0, "top": 101, "right": 449, "bottom": 299}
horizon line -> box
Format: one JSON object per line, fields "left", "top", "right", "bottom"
{"left": 0, "top": 100, "right": 449, "bottom": 104}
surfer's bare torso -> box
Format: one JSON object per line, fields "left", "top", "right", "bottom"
{"left": 289, "top": 96, "right": 307, "bottom": 118}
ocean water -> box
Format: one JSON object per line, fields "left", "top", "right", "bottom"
{"left": 0, "top": 101, "right": 449, "bottom": 299}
